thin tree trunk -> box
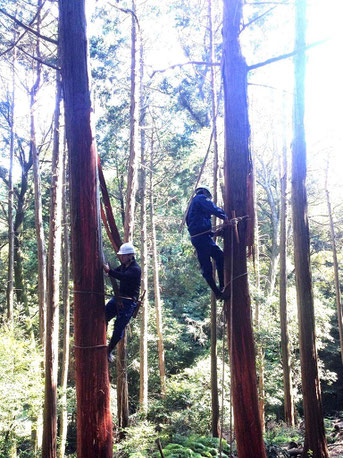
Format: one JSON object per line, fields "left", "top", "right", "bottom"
{"left": 124, "top": 0, "right": 139, "bottom": 241}
{"left": 149, "top": 139, "right": 166, "bottom": 398}
{"left": 42, "top": 72, "right": 63, "bottom": 458}
{"left": 58, "top": 138, "right": 70, "bottom": 458}
{"left": 208, "top": 0, "right": 220, "bottom": 438}
{"left": 222, "top": 1, "right": 266, "bottom": 456}
{"left": 139, "top": 38, "right": 148, "bottom": 414}
{"left": 292, "top": 1, "right": 328, "bottom": 456}
{"left": 31, "top": 0, "right": 47, "bottom": 351}
{"left": 59, "top": 0, "right": 113, "bottom": 456}
{"left": 139, "top": 130, "right": 148, "bottom": 414}
{"left": 7, "top": 40, "right": 16, "bottom": 324}
{"left": 117, "top": 0, "right": 140, "bottom": 429}
{"left": 325, "top": 162, "right": 343, "bottom": 364}
{"left": 279, "top": 100, "right": 295, "bottom": 426}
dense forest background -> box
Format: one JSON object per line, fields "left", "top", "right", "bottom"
{"left": 0, "top": 0, "right": 342, "bottom": 456}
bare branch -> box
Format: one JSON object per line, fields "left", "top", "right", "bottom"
{"left": 0, "top": 7, "right": 57, "bottom": 45}
{"left": 151, "top": 61, "right": 220, "bottom": 78}
{"left": 17, "top": 46, "right": 59, "bottom": 70}
{"left": 241, "top": 6, "right": 276, "bottom": 32}
{"left": 247, "top": 39, "right": 326, "bottom": 71}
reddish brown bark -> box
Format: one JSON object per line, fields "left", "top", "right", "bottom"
{"left": 59, "top": 1, "right": 113, "bottom": 456}
{"left": 222, "top": 1, "right": 266, "bottom": 456}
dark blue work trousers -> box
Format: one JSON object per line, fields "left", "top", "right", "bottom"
{"left": 191, "top": 234, "right": 224, "bottom": 290}
{"left": 105, "top": 297, "right": 137, "bottom": 352}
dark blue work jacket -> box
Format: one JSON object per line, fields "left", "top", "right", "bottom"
{"left": 108, "top": 259, "right": 141, "bottom": 300}
{"left": 186, "top": 194, "right": 227, "bottom": 237}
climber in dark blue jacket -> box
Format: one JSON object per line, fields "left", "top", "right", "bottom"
{"left": 186, "top": 186, "right": 229, "bottom": 300}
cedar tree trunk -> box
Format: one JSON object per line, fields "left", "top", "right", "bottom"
{"left": 291, "top": 0, "right": 328, "bottom": 456}
{"left": 222, "top": 1, "right": 266, "bottom": 456}
{"left": 59, "top": 1, "right": 113, "bottom": 456}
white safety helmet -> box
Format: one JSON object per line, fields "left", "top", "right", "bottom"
{"left": 118, "top": 242, "right": 136, "bottom": 255}
{"left": 195, "top": 185, "right": 212, "bottom": 197}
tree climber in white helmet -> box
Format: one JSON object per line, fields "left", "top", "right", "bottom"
{"left": 186, "top": 186, "right": 229, "bottom": 301}
{"left": 103, "top": 242, "right": 141, "bottom": 363}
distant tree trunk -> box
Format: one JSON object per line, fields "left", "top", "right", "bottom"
{"left": 208, "top": 0, "right": 220, "bottom": 438}
{"left": 42, "top": 72, "right": 63, "bottom": 458}
{"left": 222, "top": 1, "right": 266, "bottom": 456}
{"left": 139, "top": 132, "right": 148, "bottom": 415}
{"left": 58, "top": 139, "right": 70, "bottom": 458}
{"left": 139, "top": 39, "right": 148, "bottom": 413}
{"left": 7, "top": 42, "right": 16, "bottom": 324}
{"left": 252, "top": 148, "right": 265, "bottom": 431}
{"left": 13, "top": 161, "right": 30, "bottom": 310}
{"left": 325, "top": 162, "right": 343, "bottom": 364}
{"left": 31, "top": 0, "right": 47, "bottom": 350}
{"left": 59, "top": 0, "right": 113, "bottom": 456}
{"left": 124, "top": 0, "right": 139, "bottom": 241}
{"left": 291, "top": 1, "right": 328, "bottom": 456}
{"left": 118, "top": 0, "right": 140, "bottom": 429}
{"left": 279, "top": 102, "right": 295, "bottom": 426}
{"left": 149, "top": 138, "right": 166, "bottom": 397}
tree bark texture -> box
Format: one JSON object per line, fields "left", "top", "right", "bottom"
{"left": 30, "top": 0, "right": 47, "bottom": 350}
{"left": 58, "top": 139, "right": 71, "bottom": 458}
{"left": 292, "top": 1, "right": 328, "bottom": 456}
{"left": 279, "top": 104, "right": 295, "bottom": 426}
{"left": 59, "top": 1, "right": 113, "bottom": 456}
{"left": 149, "top": 142, "right": 167, "bottom": 397}
{"left": 42, "top": 72, "right": 63, "bottom": 458}
{"left": 222, "top": 1, "right": 266, "bottom": 456}
{"left": 208, "top": 0, "right": 220, "bottom": 437}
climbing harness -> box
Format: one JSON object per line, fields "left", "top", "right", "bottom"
{"left": 132, "top": 290, "right": 146, "bottom": 319}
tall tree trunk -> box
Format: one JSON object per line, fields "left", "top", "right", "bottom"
{"left": 58, "top": 138, "right": 71, "bottom": 458}
{"left": 279, "top": 100, "right": 295, "bottom": 426}
{"left": 31, "top": 0, "right": 47, "bottom": 350}
{"left": 208, "top": 0, "right": 220, "bottom": 438}
{"left": 139, "top": 134, "right": 148, "bottom": 415}
{"left": 139, "top": 40, "right": 148, "bottom": 414}
{"left": 59, "top": 1, "right": 113, "bottom": 456}
{"left": 117, "top": 0, "right": 140, "bottom": 429}
{"left": 291, "top": 1, "right": 328, "bottom": 456}
{"left": 149, "top": 139, "right": 166, "bottom": 398}
{"left": 222, "top": 1, "right": 266, "bottom": 456}
{"left": 42, "top": 72, "right": 63, "bottom": 458}
{"left": 325, "top": 161, "right": 343, "bottom": 364}
{"left": 124, "top": 0, "right": 139, "bottom": 241}
{"left": 7, "top": 40, "right": 16, "bottom": 324}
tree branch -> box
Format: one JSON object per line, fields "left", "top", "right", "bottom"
{"left": 151, "top": 61, "right": 220, "bottom": 78}
{"left": 0, "top": 7, "right": 57, "bottom": 45}
{"left": 247, "top": 39, "right": 326, "bottom": 71}
{"left": 17, "top": 46, "right": 59, "bottom": 70}
{"left": 241, "top": 6, "right": 276, "bottom": 32}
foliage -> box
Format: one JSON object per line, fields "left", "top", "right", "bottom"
{"left": 0, "top": 325, "right": 43, "bottom": 456}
